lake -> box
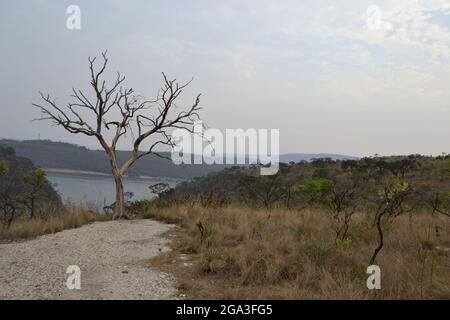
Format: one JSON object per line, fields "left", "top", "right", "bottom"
{"left": 46, "top": 172, "right": 180, "bottom": 210}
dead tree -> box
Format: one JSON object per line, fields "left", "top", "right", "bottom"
{"left": 33, "top": 52, "right": 201, "bottom": 219}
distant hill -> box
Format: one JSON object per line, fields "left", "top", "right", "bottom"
{"left": 0, "top": 139, "right": 228, "bottom": 179}
{"left": 0, "top": 139, "right": 358, "bottom": 179}
{"left": 279, "top": 153, "right": 359, "bottom": 163}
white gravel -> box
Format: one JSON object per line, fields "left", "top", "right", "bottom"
{"left": 0, "top": 219, "right": 178, "bottom": 300}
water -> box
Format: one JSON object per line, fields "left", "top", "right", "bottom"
{"left": 46, "top": 172, "right": 180, "bottom": 209}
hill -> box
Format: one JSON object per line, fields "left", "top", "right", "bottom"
{"left": 279, "top": 153, "right": 359, "bottom": 163}
{"left": 164, "top": 154, "right": 450, "bottom": 212}
{"left": 0, "top": 139, "right": 227, "bottom": 179}
{"left": 0, "top": 139, "right": 358, "bottom": 179}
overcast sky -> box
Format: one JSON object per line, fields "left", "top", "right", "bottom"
{"left": 0, "top": 0, "right": 449, "bottom": 156}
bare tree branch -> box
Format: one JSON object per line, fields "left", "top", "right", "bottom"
{"left": 32, "top": 52, "right": 203, "bottom": 219}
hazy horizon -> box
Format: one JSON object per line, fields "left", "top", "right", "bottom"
{"left": 1, "top": 1, "right": 450, "bottom": 157}
{"left": 1, "top": 136, "right": 445, "bottom": 159}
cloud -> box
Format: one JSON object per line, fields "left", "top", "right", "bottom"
{"left": 1, "top": 0, "right": 449, "bottom": 155}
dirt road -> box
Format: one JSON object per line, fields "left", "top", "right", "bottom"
{"left": 0, "top": 219, "right": 178, "bottom": 299}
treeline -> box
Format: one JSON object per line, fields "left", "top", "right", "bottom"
{"left": 161, "top": 155, "right": 449, "bottom": 211}
{"left": 141, "top": 154, "right": 450, "bottom": 264}
{"left": 0, "top": 145, "right": 62, "bottom": 229}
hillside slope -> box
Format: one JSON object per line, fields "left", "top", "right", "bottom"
{"left": 0, "top": 139, "right": 226, "bottom": 179}
{"left": 0, "top": 139, "right": 358, "bottom": 179}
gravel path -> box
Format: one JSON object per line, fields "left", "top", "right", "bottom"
{"left": 0, "top": 219, "right": 178, "bottom": 299}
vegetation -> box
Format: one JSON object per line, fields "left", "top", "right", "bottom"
{"left": 163, "top": 155, "right": 450, "bottom": 226}
{"left": 21, "top": 168, "right": 47, "bottom": 219}
{"left": 131, "top": 154, "right": 450, "bottom": 299}
{"left": 370, "top": 178, "right": 413, "bottom": 264}
{"left": 0, "top": 207, "right": 105, "bottom": 241}
{"left": 0, "top": 146, "right": 62, "bottom": 228}
{"left": 0, "top": 145, "right": 104, "bottom": 240}
{"left": 2, "top": 136, "right": 449, "bottom": 298}
{"left": 146, "top": 205, "right": 450, "bottom": 299}
{"left": 0, "top": 161, "right": 8, "bottom": 176}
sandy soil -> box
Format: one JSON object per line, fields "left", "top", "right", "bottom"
{"left": 0, "top": 219, "right": 178, "bottom": 300}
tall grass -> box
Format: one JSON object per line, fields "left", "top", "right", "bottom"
{"left": 0, "top": 208, "right": 107, "bottom": 241}
{"left": 146, "top": 205, "right": 450, "bottom": 299}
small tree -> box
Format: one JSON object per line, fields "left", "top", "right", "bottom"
{"left": 427, "top": 160, "right": 450, "bottom": 218}
{"left": 33, "top": 52, "right": 202, "bottom": 219}
{"left": 0, "top": 161, "right": 8, "bottom": 177}
{"left": 21, "top": 168, "right": 46, "bottom": 219}
{"left": 327, "top": 184, "right": 358, "bottom": 242}
{"left": 239, "top": 175, "right": 285, "bottom": 212}
{"left": 387, "top": 158, "right": 417, "bottom": 178}
{"left": 149, "top": 182, "right": 171, "bottom": 196}
{"left": 429, "top": 191, "right": 450, "bottom": 218}
{"left": 297, "top": 177, "right": 334, "bottom": 211}
{"left": 369, "top": 178, "right": 413, "bottom": 264}
{"left": 0, "top": 162, "right": 18, "bottom": 228}
{"left": 341, "top": 160, "right": 358, "bottom": 172}
{"left": 445, "top": 158, "right": 450, "bottom": 174}
{"left": 298, "top": 177, "right": 357, "bottom": 242}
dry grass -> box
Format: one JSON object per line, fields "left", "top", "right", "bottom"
{"left": 146, "top": 205, "right": 450, "bottom": 299}
{"left": 0, "top": 208, "right": 108, "bottom": 241}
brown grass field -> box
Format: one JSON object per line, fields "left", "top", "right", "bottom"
{"left": 1, "top": 203, "right": 449, "bottom": 299}
{"left": 146, "top": 205, "right": 450, "bottom": 299}
{"left": 0, "top": 208, "right": 107, "bottom": 241}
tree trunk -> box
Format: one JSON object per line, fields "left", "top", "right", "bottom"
{"left": 335, "top": 223, "right": 349, "bottom": 243}
{"left": 286, "top": 188, "right": 291, "bottom": 209}
{"left": 6, "top": 207, "right": 15, "bottom": 229}
{"left": 30, "top": 196, "right": 35, "bottom": 219}
{"left": 370, "top": 212, "right": 384, "bottom": 265}
{"left": 113, "top": 174, "right": 125, "bottom": 220}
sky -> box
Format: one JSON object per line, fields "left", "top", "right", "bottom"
{"left": 0, "top": 0, "right": 449, "bottom": 157}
